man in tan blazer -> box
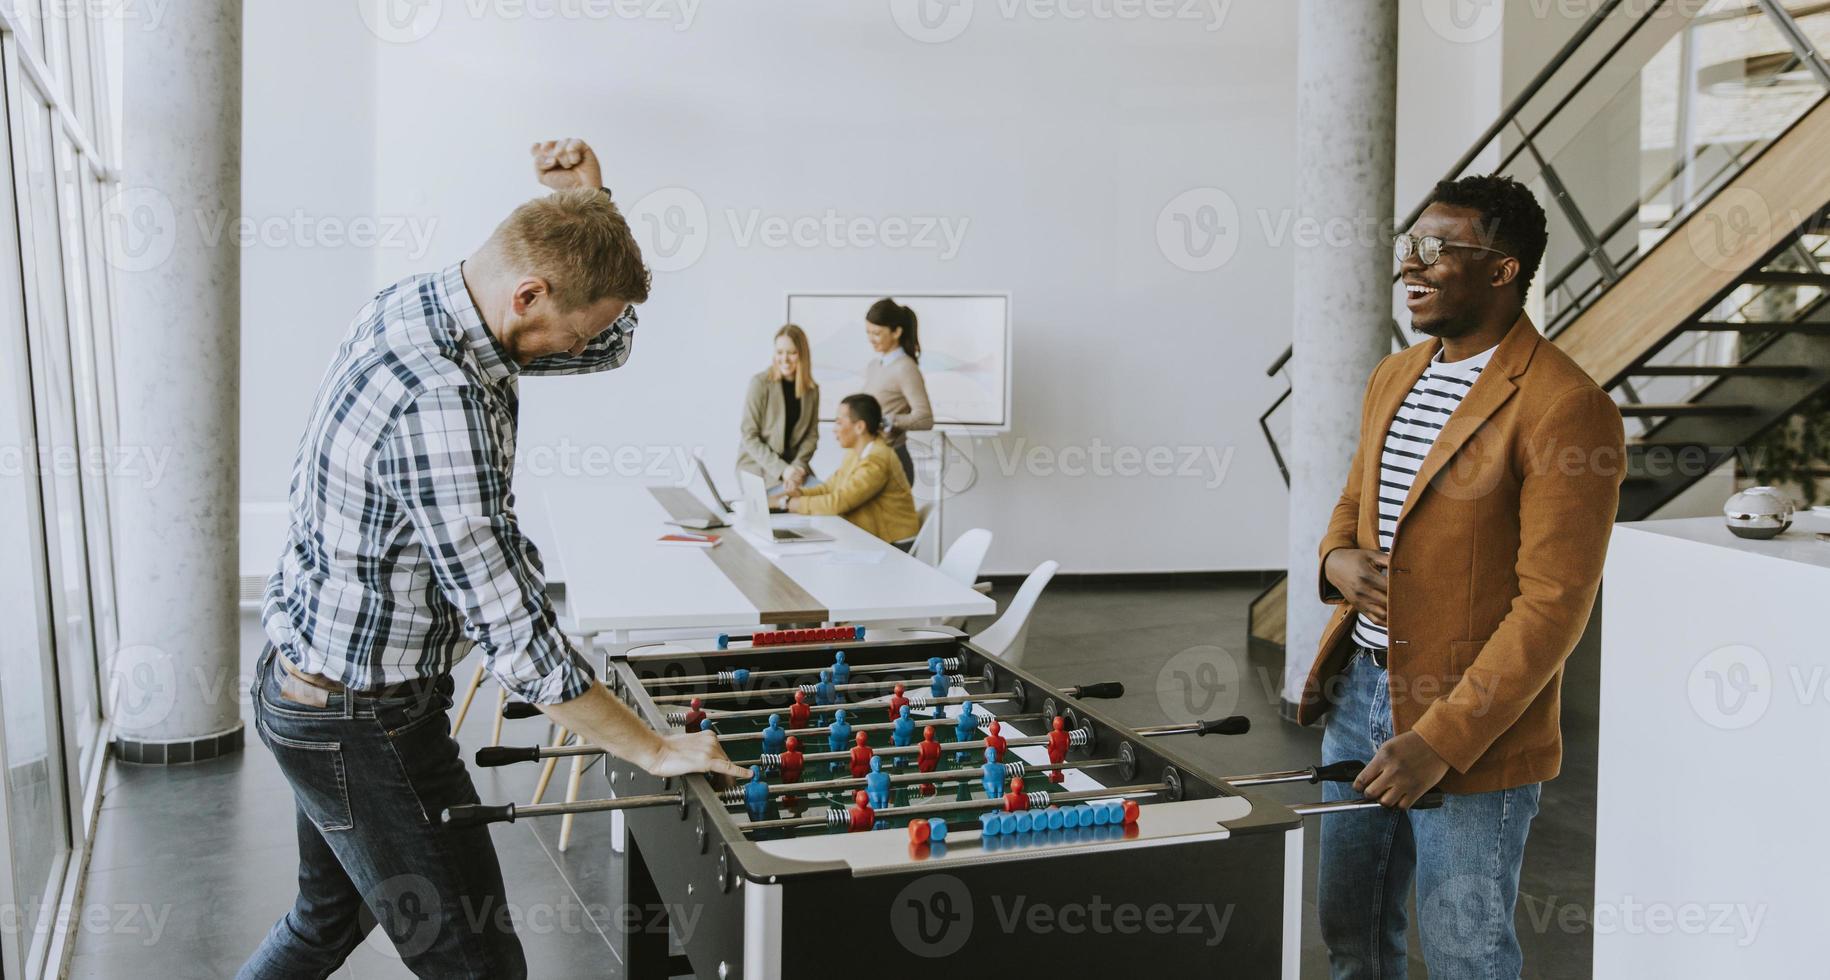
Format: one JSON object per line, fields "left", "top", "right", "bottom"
{"left": 773, "top": 393, "right": 920, "bottom": 544}
{"left": 1303, "top": 175, "right": 1625, "bottom": 978}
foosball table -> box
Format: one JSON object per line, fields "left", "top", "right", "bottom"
{"left": 451, "top": 627, "right": 1430, "bottom": 978}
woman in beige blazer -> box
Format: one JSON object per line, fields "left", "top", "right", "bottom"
{"left": 737, "top": 324, "right": 820, "bottom": 491}
{"left": 860, "top": 298, "right": 933, "bottom": 483}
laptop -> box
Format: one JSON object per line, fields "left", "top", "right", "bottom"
{"left": 667, "top": 455, "right": 733, "bottom": 530}
{"left": 736, "top": 470, "right": 833, "bottom": 544}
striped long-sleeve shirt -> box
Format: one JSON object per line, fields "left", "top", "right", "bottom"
{"left": 262, "top": 261, "right": 636, "bottom": 703}
{"left": 1351, "top": 343, "right": 1497, "bottom": 650}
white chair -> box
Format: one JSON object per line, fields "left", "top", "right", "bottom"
{"left": 932, "top": 529, "right": 994, "bottom": 629}
{"left": 895, "top": 502, "right": 935, "bottom": 556}
{"left": 974, "top": 560, "right": 1058, "bottom": 668}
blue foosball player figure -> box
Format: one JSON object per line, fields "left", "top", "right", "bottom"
{"left": 760, "top": 713, "right": 788, "bottom": 756}
{"left": 815, "top": 669, "right": 839, "bottom": 705}
{"left": 890, "top": 705, "right": 916, "bottom": 765}
{"left": 865, "top": 756, "right": 891, "bottom": 809}
{"left": 831, "top": 651, "right": 851, "bottom": 686}
{"left": 929, "top": 662, "right": 949, "bottom": 700}
{"left": 980, "top": 747, "right": 1005, "bottom": 798}
{"left": 743, "top": 767, "right": 769, "bottom": 822}
{"left": 953, "top": 701, "right": 979, "bottom": 762}
{"left": 827, "top": 709, "right": 853, "bottom": 770}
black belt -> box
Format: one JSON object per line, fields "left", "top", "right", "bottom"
{"left": 1355, "top": 643, "right": 1388, "bottom": 669}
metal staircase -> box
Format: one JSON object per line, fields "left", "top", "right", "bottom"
{"left": 1249, "top": 0, "right": 1830, "bottom": 649}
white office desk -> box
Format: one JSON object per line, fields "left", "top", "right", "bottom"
{"left": 526, "top": 482, "right": 995, "bottom": 642}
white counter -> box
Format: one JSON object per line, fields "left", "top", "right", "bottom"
{"left": 1595, "top": 513, "right": 1830, "bottom": 976}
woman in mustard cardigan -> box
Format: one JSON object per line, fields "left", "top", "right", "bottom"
{"left": 771, "top": 393, "right": 919, "bottom": 544}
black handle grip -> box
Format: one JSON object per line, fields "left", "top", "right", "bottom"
{"left": 1310, "top": 760, "right": 1366, "bottom": 783}
{"left": 443, "top": 802, "right": 516, "bottom": 828}
{"left": 502, "top": 702, "right": 542, "bottom": 720}
{"left": 475, "top": 745, "right": 541, "bottom": 767}
{"left": 1075, "top": 682, "right": 1125, "bottom": 700}
{"left": 1411, "top": 791, "right": 1445, "bottom": 811}
{"left": 1196, "top": 715, "right": 1251, "bottom": 736}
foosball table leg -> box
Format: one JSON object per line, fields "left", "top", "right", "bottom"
{"left": 531, "top": 727, "right": 568, "bottom": 805}
{"left": 557, "top": 754, "right": 586, "bottom": 851}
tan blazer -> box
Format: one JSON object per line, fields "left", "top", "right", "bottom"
{"left": 861, "top": 352, "right": 932, "bottom": 450}
{"left": 1300, "top": 313, "right": 1626, "bottom": 794}
{"left": 789, "top": 438, "right": 920, "bottom": 543}
{"left": 737, "top": 370, "right": 819, "bottom": 484}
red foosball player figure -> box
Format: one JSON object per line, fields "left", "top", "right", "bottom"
{"left": 916, "top": 725, "right": 941, "bottom": 773}
{"left": 1046, "top": 716, "right": 1071, "bottom": 783}
{"left": 1002, "top": 776, "right": 1029, "bottom": 812}
{"left": 849, "top": 731, "right": 874, "bottom": 778}
{"left": 847, "top": 789, "right": 875, "bottom": 832}
{"left": 684, "top": 697, "right": 706, "bottom": 733}
{"left": 788, "top": 690, "right": 811, "bottom": 731}
{"left": 983, "top": 720, "right": 1008, "bottom": 761}
{"left": 779, "top": 736, "right": 805, "bottom": 784}
{"left": 886, "top": 682, "right": 910, "bottom": 721}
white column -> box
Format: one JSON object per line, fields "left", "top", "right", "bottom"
{"left": 1282, "top": 0, "right": 1398, "bottom": 710}
{"left": 109, "top": 1, "right": 243, "bottom": 761}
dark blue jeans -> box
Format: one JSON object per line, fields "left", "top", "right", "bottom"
{"left": 237, "top": 646, "right": 525, "bottom": 979}
{"left": 1318, "top": 650, "right": 1541, "bottom": 980}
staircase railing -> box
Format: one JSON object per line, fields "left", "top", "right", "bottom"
{"left": 1261, "top": 0, "right": 1830, "bottom": 487}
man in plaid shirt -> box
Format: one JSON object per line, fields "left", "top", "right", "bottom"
{"left": 240, "top": 140, "right": 744, "bottom": 980}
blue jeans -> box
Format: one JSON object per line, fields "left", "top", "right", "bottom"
{"left": 237, "top": 646, "right": 525, "bottom": 979}
{"left": 1318, "top": 651, "right": 1541, "bottom": 980}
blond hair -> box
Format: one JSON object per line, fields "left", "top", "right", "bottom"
{"left": 487, "top": 187, "right": 651, "bottom": 310}
{"left": 772, "top": 323, "right": 815, "bottom": 400}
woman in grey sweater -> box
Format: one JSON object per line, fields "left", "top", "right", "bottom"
{"left": 860, "top": 298, "right": 933, "bottom": 483}
{"left": 737, "top": 324, "right": 820, "bottom": 491}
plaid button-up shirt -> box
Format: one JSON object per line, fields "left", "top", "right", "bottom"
{"left": 262, "top": 261, "right": 635, "bottom": 703}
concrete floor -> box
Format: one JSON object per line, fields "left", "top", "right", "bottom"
{"left": 70, "top": 579, "right": 1598, "bottom": 978}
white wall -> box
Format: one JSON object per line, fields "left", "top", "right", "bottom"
{"left": 239, "top": 2, "right": 1588, "bottom": 577}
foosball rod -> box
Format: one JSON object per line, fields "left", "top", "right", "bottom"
{"left": 717, "top": 757, "right": 1123, "bottom": 805}
{"left": 716, "top": 712, "right": 1048, "bottom": 744}
{"left": 669, "top": 690, "right": 1018, "bottom": 725}
{"left": 1290, "top": 793, "right": 1444, "bottom": 816}
{"left": 639, "top": 656, "right": 965, "bottom": 691}
{"left": 652, "top": 673, "right": 986, "bottom": 707}
{"left": 734, "top": 726, "right": 1092, "bottom": 768}
{"left": 441, "top": 791, "right": 681, "bottom": 829}
{"left": 741, "top": 782, "right": 1168, "bottom": 834}
{"left": 1221, "top": 760, "right": 1365, "bottom": 787}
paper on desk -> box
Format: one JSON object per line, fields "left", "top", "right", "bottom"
{"left": 824, "top": 549, "right": 886, "bottom": 565}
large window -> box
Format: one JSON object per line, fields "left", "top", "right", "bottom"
{"left": 0, "top": 2, "right": 122, "bottom": 975}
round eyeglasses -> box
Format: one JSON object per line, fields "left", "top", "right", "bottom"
{"left": 1394, "top": 233, "right": 1511, "bottom": 266}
